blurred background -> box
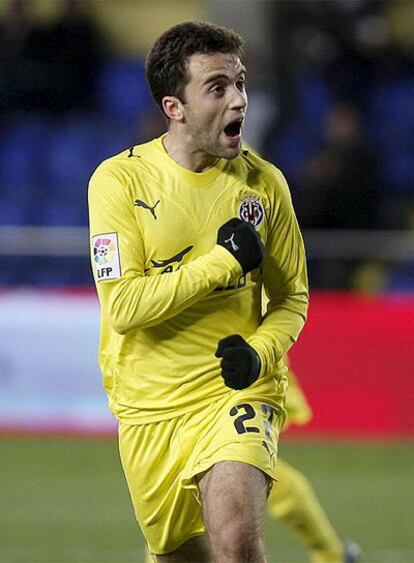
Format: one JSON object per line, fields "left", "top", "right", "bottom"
{"left": 0, "top": 1, "right": 413, "bottom": 562}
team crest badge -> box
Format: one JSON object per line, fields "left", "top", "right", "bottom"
{"left": 238, "top": 195, "right": 265, "bottom": 228}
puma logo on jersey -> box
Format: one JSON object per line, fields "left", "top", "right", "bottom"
{"left": 128, "top": 147, "right": 141, "bottom": 159}
{"left": 224, "top": 233, "right": 239, "bottom": 252}
{"left": 134, "top": 199, "right": 160, "bottom": 220}
{"left": 262, "top": 440, "right": 275, "bottom": 465}
{"left": 151, "top": 245, "right": 193, "bottom": 269}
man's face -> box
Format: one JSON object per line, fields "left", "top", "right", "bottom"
{"left": 180, "top": 52, "right": 248, "bottom": 160}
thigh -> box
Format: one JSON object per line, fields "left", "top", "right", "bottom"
{"left": 181, "top": 394, "right": 284, "bottom": 560}
{"left": 198, "top": 461, "right": 269, "bottom": 534}
{"left": 118, "top": 418, "right": 204, "bottom": 556}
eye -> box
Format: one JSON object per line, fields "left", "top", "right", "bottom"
{"left": 211, "top": 84, "right": 225, "bottom": 96}
{"left": 236, "top": 78, "right": 246, "bottom": 91}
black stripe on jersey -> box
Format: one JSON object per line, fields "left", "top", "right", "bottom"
{"left": 150, "top": 245, "right": 193, "bottom": 268}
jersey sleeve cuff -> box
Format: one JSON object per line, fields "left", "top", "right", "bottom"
{"left": 207, "top": 244, "right": 244, "bottom": 282}
{"left": 246, "top": 335, "right": 283, "bottom": 378}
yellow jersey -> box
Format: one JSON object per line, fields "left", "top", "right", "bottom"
{"left": 88, "top": 135, "right": 308, "bottom": 424}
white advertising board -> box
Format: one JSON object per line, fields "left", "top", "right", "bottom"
{"left": 0, "top": 290, "right": 116, "bottom": 433}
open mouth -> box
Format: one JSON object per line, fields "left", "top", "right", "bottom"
{"left": 224, "top": 119, "right": 243, "bottom": 138}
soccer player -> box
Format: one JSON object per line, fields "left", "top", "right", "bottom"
{"left": 267, "top": 361, "right": 361, "bottom": 563}
{"left": 88, "top": 21, "right": 308, "bottom": 562}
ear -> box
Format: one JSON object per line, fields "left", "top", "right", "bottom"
{"left": 162, "top": 96, "right": 184, "bottom": 122}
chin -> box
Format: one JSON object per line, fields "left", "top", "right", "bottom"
{"left": 226, "top": 148, "right": 241, "bottom": 160}
{"left": 219, "top": 141, "right": 242, "bottom": 160}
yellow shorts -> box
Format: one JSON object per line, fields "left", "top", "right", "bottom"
{"left": 118, "top": 390, "right": 286, "bottom": 555}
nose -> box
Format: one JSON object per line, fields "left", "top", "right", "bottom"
{"left": 229, "top": 84, "right": 247, "bottom": 111}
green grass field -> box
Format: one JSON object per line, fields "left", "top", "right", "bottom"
{"left": 1, "top": 438, "right": 413, "bottom": 563}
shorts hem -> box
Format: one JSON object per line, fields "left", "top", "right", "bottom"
{"left": 182, "top": 455, "right": 278, "bottom": 491}
{"left": 149, "top": 530, "right": 205, "bottom": 556}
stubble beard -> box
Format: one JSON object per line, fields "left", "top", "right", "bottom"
{"left": 205, "top": 132, "right": 242, "bottom": 161}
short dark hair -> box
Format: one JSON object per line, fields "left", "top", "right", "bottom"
{"left": 146, "top": 21, "right": 244, "bottom": 113}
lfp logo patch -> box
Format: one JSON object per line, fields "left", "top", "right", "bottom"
{"left": 239, "top": 195, "right": 265, "bottom": 228}
{"left": 92, "top": 233, "right": 121, "bottom": 281}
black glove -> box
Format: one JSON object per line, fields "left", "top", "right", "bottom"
{"left": 215, "top": 334, "right": 261, "bottom": 390}
{"left": 217, "top": 218, "right": 265, "bottom": 274}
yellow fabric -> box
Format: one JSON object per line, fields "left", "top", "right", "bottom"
{"left": 285, "top": 367, "right": 313, "bottom": 428}
{"left": 119, "top": 390, "right": 286, "bottom": 555}
{"left": 88, "top": 136, "right": 308, "bottom": 424}
{"left": 260, "top": 283, "right": 311, "bottom": 428}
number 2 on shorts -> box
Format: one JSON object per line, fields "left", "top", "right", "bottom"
{"left": 229, "top": 403, "right": 260, "bottom": 434}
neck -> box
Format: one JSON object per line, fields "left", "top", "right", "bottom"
{"left": 163, "top": 130, "right": 219, "bottom": 173}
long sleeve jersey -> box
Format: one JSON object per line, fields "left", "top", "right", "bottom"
{"left": 88, "top": 136, "right": 309, "bottom": 424}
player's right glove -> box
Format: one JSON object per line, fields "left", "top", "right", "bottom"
{"left": 217, "top": 218, "right": 265, "bottom": 274}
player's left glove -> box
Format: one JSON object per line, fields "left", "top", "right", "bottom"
{"left": 215, "top": 334, "right": 261, "bottom": 390}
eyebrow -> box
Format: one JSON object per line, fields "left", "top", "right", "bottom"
{"left": 203, "top": 69, "right": 246, "bottom": 86}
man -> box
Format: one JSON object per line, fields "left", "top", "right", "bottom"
{"left": 89, "top": 21, "right": 308, "bottom": 562}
